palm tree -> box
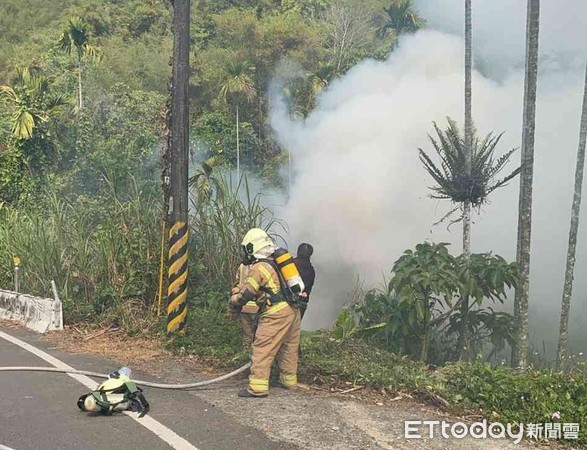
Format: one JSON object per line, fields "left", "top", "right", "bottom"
{"left": 56, "top": 17, "right": 101, "bottom": 110}
{"left": 557, "top": 62, "right": 587, "bottom": 369}
{"left": 280, "top": 84, "right": 306, "bottom": 196}
{"left": 0, "top": 67, "right": 67, "bottom": 140}
{"left": 419, "top": 119, "right": 520, "bottom": 210}
{"left": 512, "top": 0, "right": 540, "bottom": 369}
{"left": 310, "top": 63, "right": 335, "bottom": 93}
{"left": 460, "top": 0, "right": 473, "bottom": 361}
{"left": 188, "top": 156, "right": 224, "bottom": 204}
{"left": 377, "top": 0, "right": 424, "bottom": 38}
{"left": 0, "top": 68, "right": 68, "bottom": 184}
{"left": 282, "top": 86, "right": 305, "bottom": 121}
{"left": 419, "top": 118, "right": 521, "bottom": 353}
{"left": 219, "top": 60, "right": 257, "bottom": 182}
{"left": 307, "top": 62, "right": 337, "bottom": 110}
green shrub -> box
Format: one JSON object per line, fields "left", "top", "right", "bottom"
{"left": 170, "top": 307, "right": 243, "bottom": 362}
{"left": 443, "top": 362, "right": 587, "bottom": 444}
{"left": 190, "top": 284, "right": 231, "bottom": 312}
{"left": 301, "top": 335, "right": 587, "bottom": 444}
{"left": 300, "top": 335, "right": 440, "bottom": 393}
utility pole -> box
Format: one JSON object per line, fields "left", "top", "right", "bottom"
{"left": 166, "top": 0, "right": 190, "bottom": 334}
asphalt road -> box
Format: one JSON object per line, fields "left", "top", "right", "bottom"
{"left": 0, "top": 326, "right": 295, "bottom": 450}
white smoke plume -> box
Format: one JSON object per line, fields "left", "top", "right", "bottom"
{"left": 271, "top": 0, "right": 587, "bottom": 356}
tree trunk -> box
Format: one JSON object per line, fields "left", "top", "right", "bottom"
{"left": 77, "top": 54, "right": 83, "bottom": 110}
{"left": 458, "top": 0, "right": 473, "bottom": 362}
{"left": 236, "top": 103, "right": 240, "bottom": 183}
{"left": 512, "top": 0, "right": 540, "bottom": 369}
{"left": 288, "top": 147, "right": 292, "bottom": 198}
{"left": 166, "top": 0, "right": 190, "bottom": 334}
{"left": 420, "top": 325, "right": 430, "bottom": 363}
{"left": 420, "top": 304, "right": 431, "bottom": 363}
{"left": 556, "top": 62, "right": 587, "bottom": 369}
{"left": 258, "top": 95, "right": 263, "bottom": 142}
{"left": 463, "top": 0, "right": 473, "bottom": 251}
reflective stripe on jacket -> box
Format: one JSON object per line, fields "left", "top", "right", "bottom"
{"left": 235, "top": 263, "right": 258, "bottom": 312}
{"left": 235, "top": 261, "right": 286, "bottom": 315}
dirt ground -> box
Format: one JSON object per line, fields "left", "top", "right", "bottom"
{"left": 25, "top": 323, "right": 580, "bottom": 450}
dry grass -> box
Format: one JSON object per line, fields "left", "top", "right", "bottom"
{"left": 0, "top": 318, "right": 22, "bottom": 329}
{"left": 44, "top": 325, "right": 227, "bottom": 378}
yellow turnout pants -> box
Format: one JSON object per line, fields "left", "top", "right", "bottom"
{"left": 248, "top": 303, "right": 301, "bottom": 395}
{"left": 240, "top": 312, "right": 257, "bottom": 350}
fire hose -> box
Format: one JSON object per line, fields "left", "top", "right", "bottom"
{"left": 0, "top": 362, "right": 251, "bottom": 389}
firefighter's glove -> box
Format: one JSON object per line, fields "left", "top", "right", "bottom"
{"left": 227, "top": 295, "right": 242, "bottom": 318}
{"left": 229, "top": 293, "right": 241, "bottom": 306}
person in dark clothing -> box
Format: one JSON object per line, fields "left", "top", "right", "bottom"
{"left": 293, "top": 243, "right": 315, "bottom": 320}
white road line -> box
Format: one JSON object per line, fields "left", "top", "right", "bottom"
{"left": 0, "top": 444, "right": 17, "bottom": 450}
{"left": 0, "top": 330, "right": 199, "bottom": 450}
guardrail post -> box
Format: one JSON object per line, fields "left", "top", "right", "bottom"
{"left": 50, "top": 280, "right": 63, "bottom": 331}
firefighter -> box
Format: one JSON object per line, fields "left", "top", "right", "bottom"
{"left": 293, "top": 243, "right": 315, "bottom": 320}
{"left": 228, "top": 228, "right": 301, "bottom": 398}
{"left": 229, "top": 261, "right": 259, "bottom": 351}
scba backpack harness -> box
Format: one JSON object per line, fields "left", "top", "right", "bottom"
{"left": 258, "top": 248, "right": 306, "bottom": 309}
{"left": 77, "top": 367, "right": 150, "bottom": 417}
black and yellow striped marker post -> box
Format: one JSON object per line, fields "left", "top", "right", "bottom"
{"left": 166, "top": 221, "right": 189, "bottom": 334}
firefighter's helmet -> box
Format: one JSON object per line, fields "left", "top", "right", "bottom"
{"left": 241, "top": 228, "right": 274, "bottom": 261}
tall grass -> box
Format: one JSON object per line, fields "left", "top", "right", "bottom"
{"left": 0, "top": 178, "right": 162, "bottom": 327}
{"left": 0, "top": 172, "right": 285, "bottom": 325}
{"left": 190, "top": 174, "right": 285, "bottom": 308}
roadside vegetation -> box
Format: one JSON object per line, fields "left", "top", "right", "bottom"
{"left": 1, "top": 0, "right": 586, "bottom": 445}
{"left": 165, "top": 304, "right": 587, "bottom": 445}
